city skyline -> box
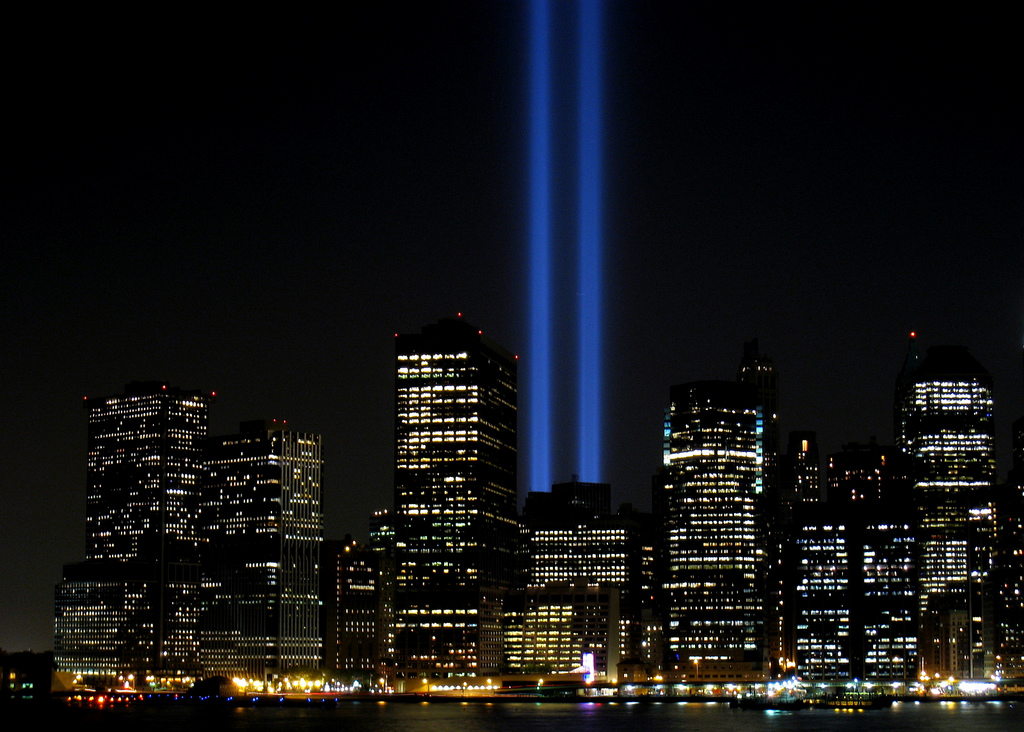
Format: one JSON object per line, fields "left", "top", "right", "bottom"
{"left": 2, "top": 3, "right": 1021, "bottom": 655}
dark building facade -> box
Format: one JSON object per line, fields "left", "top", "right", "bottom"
{"left": 200, "top": 421, "right": 323, "bottom": 682}
{"left": 392, "top": 317, "right": 518, "bottom": 681}
{"left": 737, "top": 340, "right": 780, "bottom": 499}
{"left": 827, "top": 440, "right": 912, "bottom": 505}
{"left": 784, "top": 431, "right": 821, "bottom": 504}
{"left": 322, "top": 538, "right": 386, "bottom": 681}
{"left": 737, "top": 342, "right": 792, "bottom": 676}
{"left": 54, "top": 381, "right": 212, "bottom": 686}
{"left": 1, "top": 651, "right": 54, "bottom": 703}
{"left": 991, "top": 485, "right": 1024, "bottom": 677}
{"left": 993, "top": 347, "right": 1024, "bottom": 677}
{"left": 1013, "top": 416, "right": 1024, "bottom": 489}
{"left": 368, "top": 509, "right": 396, "bottom": 670}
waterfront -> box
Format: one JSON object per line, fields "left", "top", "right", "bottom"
{"left": 40, "top": 699, "right": 1024, "bottom": 732}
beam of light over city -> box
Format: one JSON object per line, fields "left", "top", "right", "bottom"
{"left": 529, "top": 0, "right": 552, "bottom": 493}
{"left": 576, "top": 0, "right": 603, "bottom": 482}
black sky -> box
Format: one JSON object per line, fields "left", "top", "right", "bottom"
{"left": 2, "top": 3, "right": 1021, "bottom": 653}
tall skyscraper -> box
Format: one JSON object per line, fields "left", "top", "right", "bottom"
{"left": 83, "top": 382, "right": 212, "bottom": 564}
{"left": 200, "top": 420, "right": 323, "bottom": 683}
{"left": 54, "top": 381, "right": 212, "bottom": 686}
{"left": 895, "top": 339, "right": 996, "bottom": 678}
{"left": 737, "top": 339, "right": 779, "bottom": 496}
{"left": 663, "top": 380, "right": 766, "bottom": 682}
{"left": 794, "top": 442, "right": 917, "bottom": 682}
{"left": 392, "top": 317, "right": 517, "bottom": 683}
{"left": 368, "top": 509, "right": 397, "bottom": 669}
{"left": 737, "top": 341, "right": 785, "bottom": 675}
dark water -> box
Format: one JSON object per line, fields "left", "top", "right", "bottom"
{"left": 40, "top": 699, "right": 1024, "bottom": 732}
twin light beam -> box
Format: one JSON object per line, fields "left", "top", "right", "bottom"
{"left": 529, "top": 0, "right": 603, "bottom": 492}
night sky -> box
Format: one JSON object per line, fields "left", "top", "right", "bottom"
{"left": 2, "top": 3, "right": 1021, "bottom": 653}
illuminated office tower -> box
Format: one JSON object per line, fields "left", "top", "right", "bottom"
{"left": 201, "top": 421, "right": 323, "bottom": 682}
{"left": 54, "top": 381, "right": 212, "bottom": 686}
{"left": 663, "top": 380, "right": 766, "bottom": 682}
{"left": 793, "top": 511, "right": 852, "bottom": 681}
{"left": 519, "top": 482, "right": 653, "bottom": 674}
{"left": 894, "top": 340, "right": 996, "bottom": 678}
{"left": 83, "top": 382, "right": 212, "bottom": 563}
{"left": 392, "top": 317, "right": 517, "bottom": 682}
{"left": 794, "top": 443, "right": 916, "bottom": 682}
{"left": 794, "top": 506, "right": 917, "bottom": 682}
{"left": 514, "top": 584, "right": 621, "bottom": 678}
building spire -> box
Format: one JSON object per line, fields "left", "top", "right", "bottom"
{"left": 896, "top": 331, "right": 922, "bottom": 385}
{"left": 894, "top": 332, "right": 922, "bottom": 449}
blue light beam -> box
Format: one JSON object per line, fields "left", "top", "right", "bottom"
{"left": 577, "top": 0, "right": 602, "bottom": 482}
{"left": 529, "top": 0, "right": 552, "bottom": 493}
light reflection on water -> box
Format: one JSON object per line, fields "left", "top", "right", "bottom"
{"left": 46, "top": 699, "right": 1024, "bottom": 732}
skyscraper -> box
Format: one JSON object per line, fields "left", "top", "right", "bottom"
{"left": 992, "top": 484, "right": 1024, "bottom": 677}
{"left": 894, "top": 339, "right": 996, "bottom": 677}
{"left": 777, "top": 430, "right": 822, "bottom": 673}
{"left": 201, "top": 420, "right": 323, "bottom": 682}
{"left": 663, "top": 380, "right": 766, "bottom": 682}
{"left": 993, "top": 345, "right": 1024, "bottom": 677}
{"left": 738, "top": 339, "right": 779, "bottom": 497}
{"left": 83, "top": 382, "right": 212, "bottom": 564}
{"left": 737, "top": 341, "right": 786, "bottom": 675}
{"left": 54, "top": 381, "right": 212, "bottom": 686}
{"left": 519, "top": 481, "right": 654, "bottom": 675}
{"left": 321, "top": 537, "right": 385, "bottom": 681}
{"left": 392, "top": 317, "right": 517, "bottom": 683}
{"left": 794, "top": 443, "right": 916, "bottom": 682}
